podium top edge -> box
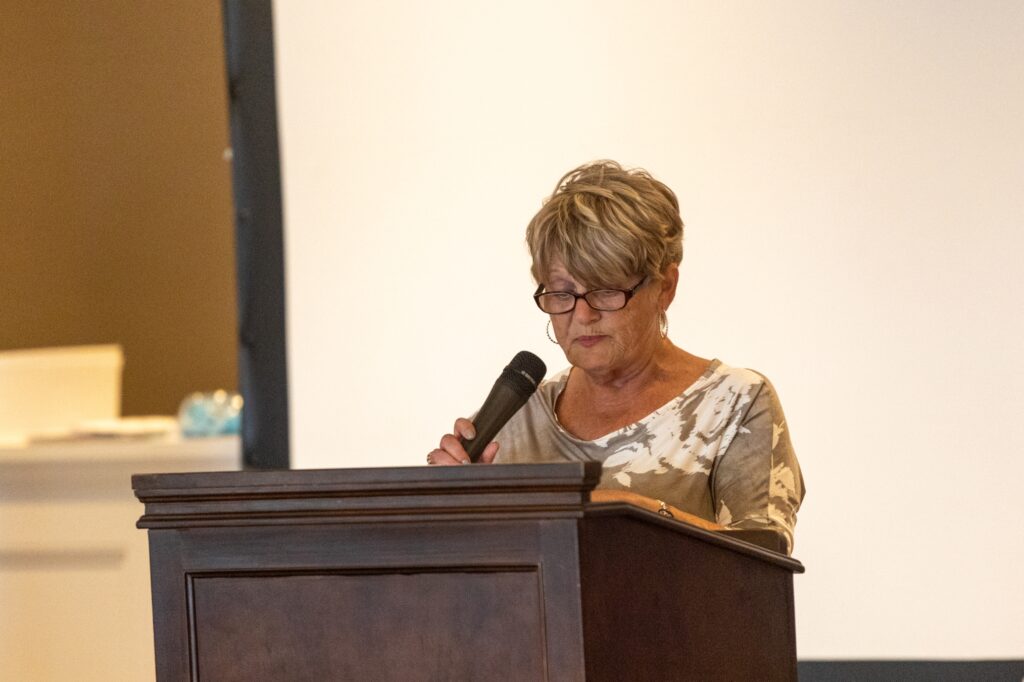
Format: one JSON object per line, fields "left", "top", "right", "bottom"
{"left": 132, "top": 461, "right": 603, "bottom": 496}
{"left": 585, "top": 503, "right": 805, "bottom": 572}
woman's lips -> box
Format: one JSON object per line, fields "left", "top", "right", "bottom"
{"left": 575, "top": 335, "right": 605, "bottom": 348}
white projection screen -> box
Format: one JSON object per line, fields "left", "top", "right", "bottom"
{"left": 271, "top": 1, "right": 1023, "bottom": 661}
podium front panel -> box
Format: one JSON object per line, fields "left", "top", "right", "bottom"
{"left": 148, "top": 520, "right": 586, "bottom": 681}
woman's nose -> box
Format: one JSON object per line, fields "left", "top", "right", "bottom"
{"left": 571, "top": 297, "right": 601, "bottom": 324}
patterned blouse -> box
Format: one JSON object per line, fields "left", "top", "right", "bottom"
{"left": 493, "top": 359, "right": 806, "bottom": 553}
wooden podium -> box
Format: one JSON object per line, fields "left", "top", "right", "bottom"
{"left": 134, "top": 462, "right": 803, "bottom": 681}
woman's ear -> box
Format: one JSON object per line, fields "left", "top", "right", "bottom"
{"left": 658, "top": 263, "right": 680, "bottom": 308}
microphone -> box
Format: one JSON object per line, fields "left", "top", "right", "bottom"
{"left": 461, "top": 351, "right": 547, "bottom": 462}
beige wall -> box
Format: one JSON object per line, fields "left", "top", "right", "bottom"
{"left": 274, "top": 0, "right": 1024, "bottom": 660}
{"left": 0, "top": 1, "right": 237, "bottom": 416}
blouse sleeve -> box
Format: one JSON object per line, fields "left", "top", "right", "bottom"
{"left": 710, "top": 377, "right": 805, "bottom": 554}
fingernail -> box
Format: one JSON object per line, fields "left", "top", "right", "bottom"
{"left": 465, "top": 427, "right": 476, "bottom": 439}
{"left": 460, "top": 459, "right": 470, "bottom": 465}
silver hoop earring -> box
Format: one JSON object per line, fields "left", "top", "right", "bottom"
{"left": 546, "top": 319, "right": 559, "bottom": 344}
{"left": 659, "top": 311, "right": 669, "bottom": 339}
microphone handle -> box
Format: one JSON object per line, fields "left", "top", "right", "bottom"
{"left": 460, "top": 381, "right": 530, "bottom": 462}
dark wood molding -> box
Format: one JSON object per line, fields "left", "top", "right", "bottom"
{"left": 135, "top": 462, "right": 602, "bottom": 527}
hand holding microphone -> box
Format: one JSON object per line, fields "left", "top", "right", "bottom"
{"left": 429, "top": 417, "right": 498, "bottom": 465}
{"left": 427, "top": 351, "right": 546, "bottom": 465}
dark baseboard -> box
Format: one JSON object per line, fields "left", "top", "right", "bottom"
{"left": 798, "top": 659, "right": 1024, "bottom": 681}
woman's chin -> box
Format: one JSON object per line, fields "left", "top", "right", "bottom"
{"left": 567, "top": 343, "right": 618, "bottom": 374}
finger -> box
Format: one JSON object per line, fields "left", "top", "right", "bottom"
{"left": 453, "top": 418, "right": 476, "bottom": 440}
{"left": 439, "top": 433, "right": 471, "bottom": 464}
{"left": 478, "top": 441, "right": 500, "bottom": 464}
{"left": 427, "top": 448, "right": 465, "bottom": 466}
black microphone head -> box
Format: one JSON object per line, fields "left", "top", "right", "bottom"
{"left": 507, "top": 350, "right": 546, "bottom": 384}
{"left": 505, "top": 351, "right": 546, "bottom": 391}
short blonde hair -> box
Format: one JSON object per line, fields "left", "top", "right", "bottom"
{"left": 526, "top": 160, "right": 684, "bottom": 287}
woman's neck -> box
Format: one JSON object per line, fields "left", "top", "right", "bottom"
{"left": 570, "top": 341, "right": 698, "bottom": 405}
{"left": 555, "top": 342, "right": 710, "bottom": 440}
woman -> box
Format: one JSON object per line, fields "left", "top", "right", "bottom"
{"left": 428, "top": 161, "right": 804, "bottom": 554}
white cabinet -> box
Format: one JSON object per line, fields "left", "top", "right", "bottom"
{"left": 0, "top": 437, "right": 240, "bottom": 680}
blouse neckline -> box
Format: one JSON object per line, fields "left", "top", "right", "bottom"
{"left": 543, "top": 358, "right": 723, "bottom": 445}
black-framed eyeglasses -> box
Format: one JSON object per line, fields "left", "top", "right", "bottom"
{"left": 533, "top": 277, "right": 648, "bottom": 314}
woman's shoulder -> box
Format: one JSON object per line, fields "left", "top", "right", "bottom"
{"left": 694, "top": 359, "right": 772, "bottom": 395}
{"left": 695, "top": 361, "right": 791, "bottom": 430}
